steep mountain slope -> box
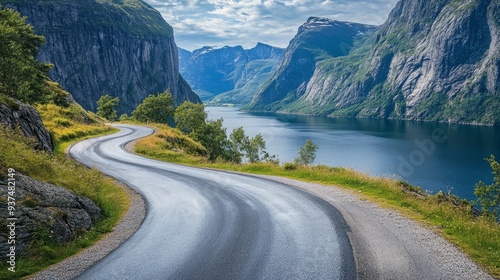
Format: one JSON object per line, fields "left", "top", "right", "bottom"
{"left": 179, "top": 43, "right": 284, "bottom": 105}
{"left": 247, "top": 0, "right": 500, "bottom": 125}
{"left": 1, "top": 0, "right": 200, "bottom": 113}
{"left": 247, "top": 17, "right": 377, "bottom": 111}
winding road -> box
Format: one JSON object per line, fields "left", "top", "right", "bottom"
{"left": 69, "top": 124, "right": 493, "bottom": 280}
{"left": 70, "top": 125, "right": 355, "bottom": 279}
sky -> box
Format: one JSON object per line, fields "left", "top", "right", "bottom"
{"left": 143, "top": 0, "right": 399, "bottom": 51}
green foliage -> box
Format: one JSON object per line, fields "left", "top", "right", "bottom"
{"left": 199, "top": 119, "right": 230, "bottom": 161}
{"left": 174, "top": 101, "right": 207, "bottom": 135}
{"left": 96, "top": 94, "right": 119, "bottom": 121}
{"left": 132, "top": 91, "right": 173, "bottom": 123}
{"left": 283, "top": 162, "right": 298, "bottom": 171}
{"left": 295, "top": 139, "right": 319, "bottom": 166}
{"left": 227, "top": 128, "right": 273, "bottom": 164}
{"left": 474, "top": 155, "right": 500, "bottom": 220}
{"left": 243, "top": 133, "right": 268, "bottom": 163}
{"left": 0, "top": 5, "right": 52, "bottom": 103}
{"left": 119, "top": 113, "right": 131, "bottom": 121}
{"left": 174, "top": 101, "right": 228, "bottom": 161}
{"left": 228, "top": 127, "right": 246, "bottom": 163}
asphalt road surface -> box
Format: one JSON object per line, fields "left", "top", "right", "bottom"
{"left": 70, "top": 125, "right": 356, "bottom": 279}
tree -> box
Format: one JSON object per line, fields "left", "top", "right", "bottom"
{"left": 474, "top": 155, "right": 500, "bottom": 220}
{"left": 96, "top": 94, "right": 119, "bottom": 121}
{"left": 228, "top": 127, "right": 247, "bottom": 163}
{"left": 174, "top": 101, "right": 207, "bottom": 135}
{"left": 132, "top": 91, "right": 174, "bottom": 123}
{"left": 295, "top": 140, "right": 318, "bottom": 166}
{"left": 243, "top": 133, "right": 267, "bottom": 163}
{"left": 196, "top": 119, "right": 229, "bottom": 161}
{"left": 0, "top": 6, "right": 52, "bottom": 103}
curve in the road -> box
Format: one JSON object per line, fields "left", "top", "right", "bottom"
{"left": 70, "top": 125, "right": 356, "bottom": 280}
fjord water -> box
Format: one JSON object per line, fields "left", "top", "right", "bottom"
{"left": 207, "top": 107, "right": 500, "bottom": 200}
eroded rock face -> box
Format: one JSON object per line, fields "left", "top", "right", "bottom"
{"left": 0, "top": 173, "right": 101, "bottom": 257}
{"left": 0, "top": 99, "right": 54, "bottom": 153}
{"left": 3, "top": 0, "right": 200, "bottom": 114}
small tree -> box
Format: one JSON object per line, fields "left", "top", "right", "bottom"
{"left": 474, "top": 155, "right": 500, "bottom": 220}
{"left": 243, "top": 134, "right": 267, "bottom": 163}
{"left": 96, "top": 94, "right": 119, "bottom": 121}
{"left": 228, "top": 127, "right": 247, "bottom": 163}
{"left": 132, "top": 90, "right": 174, "bottom": 123}
{"left": 196, "top": 119, "right": 229, "bottom": 161}
{"left": 295, "top": 139, "right": 318, "bottom": 166}
{"left": 174, "top": 101, "right": 207, "bottom": 135}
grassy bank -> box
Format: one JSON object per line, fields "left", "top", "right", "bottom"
{"left": 0, "top": 104, "right": 126, "bottom": 280}
{"left": 135, "top": 125, "right": 500, "bottom": 278}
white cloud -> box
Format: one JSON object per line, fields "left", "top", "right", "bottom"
{"left": 144, "top": 0, "right": 399, "bottom": 51}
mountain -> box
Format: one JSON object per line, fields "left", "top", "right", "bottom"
{"left": 247, "top": 17, "right": 377, "bottom": 111}
{"left": 247, "top": 0, "right": 500, "bottom": 125}
{"left": 179, "top": 43, "right": 284, "bottom": 105}
{"left": 1, "top": 0, "right": 200, "bottom": 114}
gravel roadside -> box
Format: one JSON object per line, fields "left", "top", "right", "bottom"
{"left": 257, "top": 175, "right": 495, "bottom": 280}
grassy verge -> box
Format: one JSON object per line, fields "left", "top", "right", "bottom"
{"left": 0, "top": 104, "right": 127, "bottom": 280}
{"left": 135, "top": 125, "right": 500, "bottom": 278}
{"left": 36, "top": 103, "right": 118, "bottom": 153}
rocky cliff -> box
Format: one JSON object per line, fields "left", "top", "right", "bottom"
{"left": 0, "top": 97, "right": 54, "bottom": 153}
{"left": 179, "top": 43, "right": 284, "bottom": 105}
{"left": 1, "top": 0, "right": 200, "bottom": 113}
{"left": 0, "top": 173, "right": 101, "bottom": 257}
{"left": 247, "top": 0, "right": 500, "bottom": 125}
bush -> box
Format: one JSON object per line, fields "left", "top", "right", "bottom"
{"left": 283, "top": 162, "right": 297, "bottom": 171}
{"left": 474, "top": 155, "right": 500, "bottom": 220}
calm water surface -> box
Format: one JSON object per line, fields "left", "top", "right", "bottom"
{"left": 207, "top": 107, "right": 500, "bottom": 200}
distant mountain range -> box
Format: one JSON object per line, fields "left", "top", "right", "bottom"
{"left": 179, "top": 43, "right": 284, "bottom": 105}
{"left": 1, "top": 0, "right": 200, "bottom": 114}
{"left": 246, "top": 0, "right": 499, "bottom": 125}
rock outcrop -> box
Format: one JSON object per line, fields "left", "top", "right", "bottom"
{"left": 0, "top": 97, "right": 54, "bottom": 153}
{"left": 179, "top": 43, "right": 284, "bottom": 105}
{"left": 247, "top": 0, "right": 500, "bottom": 125}
{"left": 0, "top": 173, "right": 101, "bottom": 257}
{"left": 1, "top": 0, "right": 200, "bottom": 114}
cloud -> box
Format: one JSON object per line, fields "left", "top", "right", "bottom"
{"left": 144, "top": 0, "right": 399, "bottom": 51}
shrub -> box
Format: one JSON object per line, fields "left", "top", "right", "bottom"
{"left": 283, "top": 162, "right": 297, "bottom": 171}
{"left": 295, "top": 139, "right": 319, "bottom": 166}
{"left": 474, "top": 155, "right": 500, "bottom": 220}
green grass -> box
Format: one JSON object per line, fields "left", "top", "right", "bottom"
{"left": 0, "top": 103, "right": 128, "bottom": 280}
{"left": 134, "top": 125, "right": 500, "bottom": 278}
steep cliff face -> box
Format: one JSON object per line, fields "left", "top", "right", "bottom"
{"left": 0, "top": 97, "right": 54, "bottom": 153}
{"left": 2, "top": 0, "right": 200, "bottom": 113}
{"left": 248, "top": 17, "right": 377, "bottom": 111}
{"left": 179, "top": 43, "right": 284, "bottom": 105}
{"left": 248, "top": 0, "right": 500, "bottom": 125}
